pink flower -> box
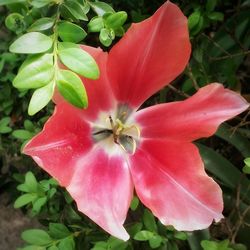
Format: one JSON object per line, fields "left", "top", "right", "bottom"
{"left": 23, "top": 1, "right": 249, "bottom": 241}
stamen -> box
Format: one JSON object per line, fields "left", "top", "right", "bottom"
{"left": 92, "top": 112, "right": 140, "bottom": 155}
{"left": 118, "top": 135, "right": 137, "bottom": 155}
{"left": 92, "top": 128, "right": 113, "bottom": 142}
{"left": 109, "top": 115, "right": 114, "bottom": 129}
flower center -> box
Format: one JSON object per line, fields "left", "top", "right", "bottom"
{"left": 109, "top": 115, "right": 140, "bottom": 154}
{"left": 92, "top": 110, "right": 140, "bottom": 155}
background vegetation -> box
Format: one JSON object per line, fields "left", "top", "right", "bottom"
{"left": 0, "top": 0, "right": 250, "bottom": 249}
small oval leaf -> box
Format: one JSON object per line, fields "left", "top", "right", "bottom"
{"left": 14, "top": 193, "right": 37, "bottom": 208}
{"left": 105, "top": 11, "right": 127, "bottom": 29}
{"left": 99, "top": 28, "right": 113, "bottom": 47}
{"left": 134, "top": 230, "right": 154, "bottom": 241}
{"left": 58, "top": 48, "right": 99, "bottom": 79}
{"left": 89, "top": 1, "right": 115, "bottom": 16}
{"left": 28, "top": 17, "right": 55, "bottom": 32}
{"left": 5, "top": 13, "right": 25, "bottom": 32}
{"left": 10, "top": 32, "right": 53, "bottom": 54}
{"left": 58, "top": 21, "right": 87, "bottom": 43}
{"left": 13, "top": 53, "right": 54, "bottom": 89}
{"left": 21, "top": 229, "right": 52, "bottom": 246}
{"left": 88, "top": 16, "right": 104, "bottom": 32}
{"left": 57, "top": 69, "right": 88, "bottom": 109}
{"left": 28, "top": 82, "right": 54, "bottom": 115}
{"left": 62, "top": 1, "right": 88, "bottom": 21}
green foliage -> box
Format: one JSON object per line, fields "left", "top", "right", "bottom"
{"left": 57, "top": 21, "right": 87, "bottom": 43}
{"left": 28, "top": 18, "right": 55, "bottom": 32}
{"left": 187, "top": 0, "right": 224, "bottom": 36}
{"left": 243, "top": 158, "right": 250, "bottom": 174}
{"left": 201, "top": 240, "right": 234, "bottom": 250}
{"left": 0, "top": 117, "right": 12, "bottom": 134}
{"left": 14, "top": 171, "right": 58, "bottom": 215}
{"left": 28, "top": 82, "right": 54, "bottom": 115}
{"left": 10, "top": 32, "right": 53, "bottom": 54}
{"left": 57, "top": 69, "right": 88, "bottom": 109}
{"left": 13, "top": 53, "right": 54, "bottom": 89}
{"left": 58, "top": 48, "right": 99, "bottom": 79}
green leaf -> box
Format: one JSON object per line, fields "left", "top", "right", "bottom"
{"left": 174, "top": 231, "right": 187, "bottom": 240}
{"left": 10, "top": 32, "right": 53, "bottom": 54}
{"left": 134, "top": 230, "right": 154, "bottom": 241}
{"left": 143, "top": 209, "right": 157, "bottom": 232}
{"left": 0, "top": 0, "right": 26, "bottom": 5}
{"left": 130, "top": 196, "right": 139, "bottom": 211}
{"left": 58, "top": 42, "right": 80, "bottom": 51}
{"left": 58, "top": 21, "right": 87, "bottom": 43}
{"left": 188, "top": 11, "right": 201, "bottom": 30}
{"left": 167, "top": 242, "right": 179, "bottom": 250}
{"left": 105, "top": 11, "right": 127, "bottom": 29}
{"left": 25, "top": 171, "right": 38, "bottom": 192}
{"left": 114, "top": 27, "right": 125, "bottom": 37}
{"left": 22, "top": 229, "right": 52, "bottom": 246}
{"left": 0, "top": 126, "right": 12, "bottom": 133}
{"left": 107, "top": 237, "right": 128, "bottom": 250}
{"left": 207, "top": 12, "right": 224, "bottom": 21}
{"left": 58, "top": 48, "right": 99, "bottom": 79}
{"left": 18, "top": 245, "right": 45, "bottom": 250}
{"left": 28, "top": 82, "right": 54, "bottom": 115}
{"left": 57, "top": 69, "right": 88, "bottom": 109}
{"left": 30, "top": 0, "right": 52, "bottom": 8}
{"left": 201, "top": 240, "right": 232, "bottom": 250}
{"left": 0, "top": 117, "right": 12, "bottom": 134}
{"left": 49, "top": 223, "right": 71, "bottom": 239}
{"left": 243, "top": 165, "right": 250, "bottom": 174}
{"left": 88, "top": 16, "right": 104, "bottom": 32}
{"left": 89, "top": 1, "right": 115, "bottom": 16}
{"left": 12, "top": 129, "right": 34, "bottom": 140}
{"left": 149, "top": 235, "right": 162, "bottom": 249}
{"left": 244, "top": 158, "right": 250, "bottom": 166}
{"left": 32, "top": 197, "right": 47, "bottom": 214}
{"left": 216, "top": 124, "right": 250, "bottom": 157}
{"left": 99, "top": 28, "right": 113, "bottom": 47}
{"left": 24, "top": 120, "right": 35, "bottom": 131}
{"left": 62, "top": 1, "right": 88, "bottom": 21}
{"left": 206, "top": 0, "right": 217, "bottom": 12}
{"left": 5, "top": 13, "right": 24, "bottom": 32}
{"left": 243, "top": 158, "right": 250, "bottom": 173}
{"left": 0, "top": 117, "right": 11, "bottom": 126}
{"left": 17, "top": 183, "right": 30, "bottom": 192}
{"left": 198, "top": 144, "right": 250, "bottom": 203}
{"left": 13, "top": 53, "right": 54, "bottom": 89}
{"left": 187, "top": 230, "right": 210, "bottom": 250}
{"left": 48, "top": 246, "right": 59, "bottom": 250}
{"left": 28, "top": 17, "right": 55, "bottom": 32}
{"left": 14, "top": 193, "right": 37, "bottom": 208}
{"left": 58, "top": 237, "right": 75, "bottom": 250}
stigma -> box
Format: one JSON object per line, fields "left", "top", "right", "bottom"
{"left": 92, "top": 110, "right": 140, "bottom": 155}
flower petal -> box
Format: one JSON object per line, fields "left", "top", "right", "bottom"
{"left": 135, "top": 83, "right": 249, "bottom": 141}
{"left": 54, "top": 45, "right": 116, "bottom": 121}
{"left": 107, "top": 1, "right": 191, "bottom": 108}
{"left": 23, "top": 102, "right": 92, "bottom": 186}
{"left": 67, "top": 147, "right": 133, "bottom": 241}
{"left": 130, "top": 139, "right": 223, "bottom": 231}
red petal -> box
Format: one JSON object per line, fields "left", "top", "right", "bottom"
{"left": 135, "top": 83, "right": 249, "bottom": 141}
{"left": 130, "top": 140, "right": 223, "bottom": 231}
{"left": 23, "top": 102, "right": 92, "bottom": 186}
{"left": 67, "top": 148, "right": 133, "bottom": 240}
{"left": 54, "top": 45, "right": 116, "bottom": 121}
{"left": 108, "top": 1, "right": 191, "bottom": 108}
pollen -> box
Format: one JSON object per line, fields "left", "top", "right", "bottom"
{"left": 92, "top": 112, "right": 140, "bottom": 155}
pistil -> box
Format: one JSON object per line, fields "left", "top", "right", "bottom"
{"left": 92, "top": 114, "right": 140, "bottom": 155}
